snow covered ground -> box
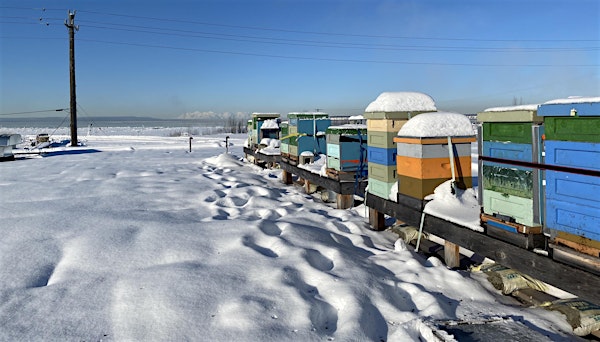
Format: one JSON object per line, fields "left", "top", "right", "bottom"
{"left": 0, "top": 132, "right": 579, "bottom": 341}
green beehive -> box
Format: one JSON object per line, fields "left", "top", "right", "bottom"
{"left": 543, "top": 116, "right": 600, "bottom": 143}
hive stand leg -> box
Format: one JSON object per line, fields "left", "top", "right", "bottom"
{"left": 337, "top": 194, "right": 354, "bottom": 209}
{"left": 304, "top": 180, "right": 317, "bottom": 194}
{"left": 369, "top": 208, "right": 386, "bottom": 231}
{"left": 444, "top": 240, "right": 460, "bottom": 268}
{"left": 281, "top": 170, "right": 293, "bottom": 185}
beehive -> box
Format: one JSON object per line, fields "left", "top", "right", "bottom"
{"left": 248, "top": 113, "right": 280, "bottom": 147}
{"left": 364, "top": 92, "right": 437, "bottom": 200}
{"left": 325, "top": 125, "right": 367, "bottom": 172}
{"left": 286, "top": 112, "right": 331, "bottom": 157}
{"left": 477, "top": 105, "right": 543, "bottom": 227}
{"left": 394, "top": 136, "right": 475, "bottom": 200}
{"left": 539, "top": 97, "right": 600, "bottom": 246}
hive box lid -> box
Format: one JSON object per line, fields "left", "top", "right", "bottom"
{"left": 477, "top": 104, "right": 542, "bottom": 123}
{"left": 538, "top": 97, "right": 600, "bottom": 117}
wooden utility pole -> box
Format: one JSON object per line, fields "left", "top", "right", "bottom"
{"left": 65, "top": 10, "right": 78, "bottom": 146}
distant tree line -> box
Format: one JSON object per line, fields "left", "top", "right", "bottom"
{"left": 224, "top": 117, "right": 247, "bottom": 134}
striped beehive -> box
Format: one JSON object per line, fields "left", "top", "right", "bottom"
{"left": 538, "top": 98, "right": 600, "bottom": 249}
{"left": 325, "top": 125, "right": 367, "bottom": 174}
{"left": 394, "top": 135, "right": 475, "bottom": 199}
{"left": 364, "top": 92, "right": 436, "bottom": 199}
{"left": 287, "top": 112, "right": 331, "bottom": 158}
{"left": 476, "top": 105, "right": 543, "bottom": 228}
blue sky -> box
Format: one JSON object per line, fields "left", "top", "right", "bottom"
{"left": 1, "top": 0, "right": 598, "bottom": 119}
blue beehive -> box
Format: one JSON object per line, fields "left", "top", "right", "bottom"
{"left": 538, "top": 97, "right": 600, "bottom": 248}
{"left": 544, "top": 140, "right": 600, "bottom": 242}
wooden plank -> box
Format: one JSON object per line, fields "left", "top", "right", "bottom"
{"left": 280, "top": 160, "right": 367, "bottom": 196}
{"left": 365, "top": 194, "right": 600, "bottom": 305}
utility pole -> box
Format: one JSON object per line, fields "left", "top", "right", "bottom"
{"left": 65, "top": 10, "right": 78, "bottom": 146}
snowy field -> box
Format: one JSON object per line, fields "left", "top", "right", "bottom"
{"left": 0, "top": 131, "right": 579, "bottom": 341}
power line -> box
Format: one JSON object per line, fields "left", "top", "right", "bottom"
{"left": 2, "top": 6, "right": 596, "bottom": 43}
{"left": 0, "top": 108, "right": 68, "bottom": 116}
{"left": 77, "top": 22, "right": 598, "bottom": 53}
{"left": 75, "top": 9, "right": 599, "bottom": 43}
{"left": 75, "top": 38, "right": 600, "bottom": 67}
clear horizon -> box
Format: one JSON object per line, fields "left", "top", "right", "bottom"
{"left": 1, "top": 0, "right": 598, "bottom": 119}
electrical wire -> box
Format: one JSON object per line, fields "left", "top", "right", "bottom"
{"left": 75, "top": 38, "right": 599, "bottom": 67}
{"left": 0, "top": 108, "right": 69, "bottom": 116}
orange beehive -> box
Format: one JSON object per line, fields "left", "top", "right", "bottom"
{"left": 393, "top": 136, "right": 475, "bottom": 199}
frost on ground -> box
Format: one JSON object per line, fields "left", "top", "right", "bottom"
{"left": 0, "top": 133, "right": 575, "bottom": 341}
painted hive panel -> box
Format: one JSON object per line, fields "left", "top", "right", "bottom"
{"left": 483, "top": 141, "right": 533, "bottom": 162}
{"left": 280, "top": 143, "right": 289, "bottom": 154}
{"left": 545, "top": 170, "right": 600, "bottom": 214}
{"left": 545, "top": 140, "right": 600, "bottom": 171}
{"left": 545, "top": 199, "right": 600, "bottom": 242}
{"left": 368, "top": 163, "right": 397, "bottom": 182}
{"left": 396, "top": 155, "right": 472, "bottom": 180}
{"left": 367, "top": 119, "right": 408, "bottom": 132}
{"left": 288, "top": 125, "right": 298, "bottom": 136}
{"left": 296, "top": 136, "right": 313, "bottom": 154}
{"left": 367, "top": 130, "right": 397, "bottom": 149}
{"left": 537, "top": 101, "right": 600, "bottom": 117}
{"left": 482, "top": 122, "right": 532, "bottom": 143}
{"left": 280, "top": 123, "right": 288, "bottom": 137}
{"left": 483, "top": 190, "right": 536, "bottom": 226}
{"left": 289, "top": 144, "right": 298, "bottom": 156}
{"left": 327, "top": 143, "right": 340, "bottom": 159}
{"left": 327, "top": 134, "right": 368, "bottom": 145}
{"left": 396, "top": 142, "right": 471, "bottom": 159}
{"left": 398, "top": 175, "right": 472, "bottom": 200}
{"left": 327, "top": 156, "right": 340, "bottom": 170}
{"left": 327, "top": 156, "right": 363, "bottom": 171}
{"left": 367, "top": 178, "right": 396, "bottom": 200}
{"left": 544, "top": 117, "right": 600, "bottom": 143}
{"left": 482, "top": 163, "right": 533, "bottom": 199}
{"left": 338, "top": 142, "right": 365, "bottom": 161}
{"left": 368, "top": 146, "right": 397, "bottom": 166}
{"left": 288, "top": 118, "right": 331, "bottom": 134}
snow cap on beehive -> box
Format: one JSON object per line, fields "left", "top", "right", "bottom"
{"left": 397, "top": 112, "right": 474, "bottom": 137}
{"left": 365, "top": 92, "right": 436, "bottom": 113}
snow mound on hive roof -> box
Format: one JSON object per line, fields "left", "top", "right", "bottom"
{"left": 543, "top": 96, "right": 600, "bottom": 104}
{"left": 365, "top": 92, "right": 436, "bottom": 113}
{"left": 260, "top": 119, "right": 279, "bottom": 129}
{"left": 397, "top": 112, "right": 474, "bottom": 137}
{"left": 483, "top": 104, "right": 539, "bottom": 112}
